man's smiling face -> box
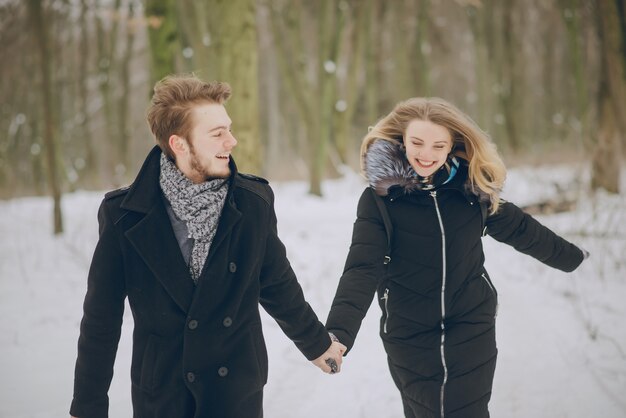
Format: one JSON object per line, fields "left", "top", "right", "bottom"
{"left": 179, "top": 102, "right": 237, "bottom": 183}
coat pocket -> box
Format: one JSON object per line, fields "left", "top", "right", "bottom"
{"left": 139, "top": 334, "right": 159, "bottom": 394}
{"left": 249, "top": 324, "right": 268, "bottom": 385}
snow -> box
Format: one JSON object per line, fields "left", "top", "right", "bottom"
{"left": 1, "top": 164, "right": 625, "bottom": 418}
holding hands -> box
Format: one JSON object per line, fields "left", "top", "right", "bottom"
{"left": 312, "top": 333, "right": 346, "bottom": 374}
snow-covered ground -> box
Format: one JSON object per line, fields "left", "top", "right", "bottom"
{"left": 1, "top": 164, "right": 625, "bottom": 418}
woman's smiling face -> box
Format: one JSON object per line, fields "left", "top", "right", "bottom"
{"left": 404, "top": 119, "right": 452, "bottom": 177}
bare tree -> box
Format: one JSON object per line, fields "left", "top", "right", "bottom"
{"left": 269, "top": 0, "right": 346, "bottom": 195}
{"left": 560, "top": 0, "right": 591, "bottom": 148}
{"left": 411, "top": 0, "right": 432, "bottom": 97}
{"left": 117, "top": 1, "right": 139, "bottom": 175}
{"left": 27, "top": 0, "right": 63, "bottom": 234}
{"left": 591, "top": 0, "right": 625, "bottom": 193}
{"left": 498, "top": 1, "right": 523, "bottom": 151}
{"left": 364, "top": 0, "right": 384, "bottom": 125}
{"left": 94, "top": 0, "right": 123, "bottom": 185}
{"left": 466, "top": 1, "right": 493, "bottom": 135}
{"left": 2, "top": 0, "right": 620, "bottom": 200}
{"left": 334, "top": 0, "right": 370, "bottom": 163}
{"left": 177, "top": 0, "right": 213, "bottom": 75}
{"left": 77, "top": 0, "right": 97, "bottom": 186}
{"left": 210, "top": 0, "right": 262, "bottom": 174}
{"left": 145, "top": 0, "right": 181, "bottom": 87}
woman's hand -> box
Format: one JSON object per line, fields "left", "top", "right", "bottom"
{"left": 311, "top": 340, "right": 347, "bottom": 374}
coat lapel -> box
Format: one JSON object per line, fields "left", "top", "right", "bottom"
{"left": 126, "top": 199, "right": 195, "bottom": 313}
{"left": 190, "top": 194, "right": 242, "bottom": 314}
{"left": 120, "top": 146, "right": 244, "bottom": 313}
{"left": 120, "top": 146, "right": 195, "bottom": 313}
{"left": 197, "top": 193, "right": 242, "bottom": 284}
{"left": 198, "top": 161, "right": 243, "bottom": 274}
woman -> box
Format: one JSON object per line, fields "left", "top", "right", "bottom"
{"left": 326, "top": 97, "right": 588, "bottom": 418}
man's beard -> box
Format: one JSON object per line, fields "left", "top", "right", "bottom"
{"left": 188, "top": 142, "right": 230, "bottom": 181}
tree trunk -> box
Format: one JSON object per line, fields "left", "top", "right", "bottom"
{"left": 117, "top": 1, "right": 138, "bottom": 181}
{"left": 177, "top": 0, "right": 212, "bottom": 74}
{"left": 268, "top": 0, "right": 316, "bottom": 166}
{"left": 561, "top": 0, "right": 590, "bottom": 149}
{"left": 78, "top": 0, "right": 96, "bottom": 186}
{"left": 467, "top": 2, "right": 493, "bottom": 133}
{"left": 499, "top": 1, "right": 522, "bottom": 151}
{"left": 334, "top": 0, "right": 370, "bottom": 163}
{"left": 365, "top": 0, "right": 383, "bottom": 124}
{"left": 95, "top": 0, "right": 122, "bottom": 186}
{"left": 591, "top": 0, "right": 625, "bottom": 193}
{"left": 412, "top": 0, "right": 431, "bottom": 96}
{"left": 210, "top": 0, "right": 262, "bottom": 175}
{"left": 27, "top": 0, "right": 63, "bottom": 234}
{"left": 592, "top": 85, "right": 619, "bottom": 192}
{"left": 310, "top": 0, "right": 343, "bottom": 195}
{"left": 269, "top": 0, "right": 344, "bottom": 195}
{"left": 145, "top": 0, "right": 181, "bottom": 88}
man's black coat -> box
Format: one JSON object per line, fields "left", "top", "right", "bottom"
{"left": 70, "top": 146, "right": 330, "bottom": 418}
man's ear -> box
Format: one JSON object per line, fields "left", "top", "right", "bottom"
{"left": 168, "top": 135, "right": 188, "bottom": 157}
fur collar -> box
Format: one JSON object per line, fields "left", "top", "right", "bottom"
{"left": 363, "top": 139, "right": 487, "bottom": 202}
{"left": 363, "top": 140, "right": 422, "bottom": 196}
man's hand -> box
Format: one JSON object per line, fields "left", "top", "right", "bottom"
{"left": 312, "top": 340, "right": 347, "bottom": 374}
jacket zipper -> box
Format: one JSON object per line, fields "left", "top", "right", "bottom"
{"left": 481, "top": 273, "right": 499, "bottom": 318}
{"left": 431, "top": 190, "right": 448, "bottom": 418}
{"left": 381, "top": 288, "right": 390, "bottom": 334}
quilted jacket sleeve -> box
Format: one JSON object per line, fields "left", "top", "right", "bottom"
{"left": 326, "top": 188, "right": 389, "bottom": 353}
{"left": 485, "top": 201, "right": 585, "bottom": 272}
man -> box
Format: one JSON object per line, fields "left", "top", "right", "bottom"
{"left": 70, "top": 74, "right": 345, "bottom": 418}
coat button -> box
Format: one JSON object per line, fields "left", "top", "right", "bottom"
{"left": 186, "top": 372, "right": 196, "bottom": 382}
{"left": 188, "top": 319, "right": 198, "bottom": 330}
{"left": 228, "top": 262, "right": 237, "bottom": 273}
{"left": 218, "top": 367, "right": 229, "bottom": 377}
{"left": 222, "top": 317, "right": 232, "bottom": 327}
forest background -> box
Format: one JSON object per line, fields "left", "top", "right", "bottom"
{"left": 2, "top": 2, "right": 626, "bottom": 416}
{"left": 1, "top": 0, "right": 625, "bottom": 234}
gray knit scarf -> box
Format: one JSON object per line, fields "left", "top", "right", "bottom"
{"left": 159, "top": 153, "right": 229, "bottom": 283}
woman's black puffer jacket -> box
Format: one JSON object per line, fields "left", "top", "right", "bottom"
{"left": 326, "top": 140, "right": 584, "bottom": 418}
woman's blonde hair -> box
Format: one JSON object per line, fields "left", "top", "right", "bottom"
{"left": 361, "top": 97, "right": 506, "bottom": 213}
